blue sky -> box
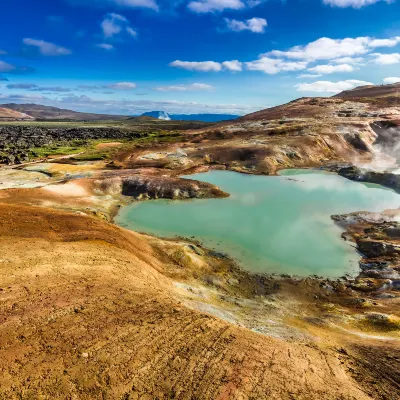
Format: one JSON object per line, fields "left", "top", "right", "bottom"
{"left": 0, "top": 0, "right": 400, "bottom": 115}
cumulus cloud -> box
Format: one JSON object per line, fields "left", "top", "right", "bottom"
{"left": 23, "top": 38, "right": 71, "bottom": 56}
{"left": 225, "top": 17, "right": 267, "bottom": 33}
{"left": 96, "top": 43, "right": 115, "bottom": 50}
{"left": 265, "top": 36, "right": 400, "bottom": 62}
{"left": 113, "top": 0, "right": 158, "bottom": 9}
{"left": 107, "top": 82, "right": 137, "bottom": 89}
{"left": 323, "top": 0, "right": 388, "bottom": 8}
{"left": 383, "top": 77, "right": 400, "bottom": 84}
{"left": 126, "top": 27, "right": 138, "bottom": 37}
{"left": 308, "top": 63, "right": 355, "bottom": 74}
{"left": 155, "top": 83, "right": 214, "bottom": 91}
{"left": 246, "top": 57, "right": 308, "bottom": 74}
{"left": 168, "top": 35, "right": 400, "bottom": 77}
{"left": 188, "top": 0, "right": 245, "bottom": 13}
{"left": 372, "top": 53, "right": 400, "bottom": 65}
{"left": 170, "top": 60, "right": 223, "bottom": 72}
{"left": 222, "top": 60, "right": 243, "bottom": 71}
{"left": 295, "top": 79, "right": 373, "bottom": 94}
{"left": 169, "top": 60, "right": 243, "bottom": 72}
{"left": 101, "top": 13, "right": 137, "bottom": 39}
{"left": 369, "top": 37, "right": 400, "bottom": 48}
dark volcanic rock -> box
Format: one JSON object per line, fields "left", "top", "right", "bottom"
{"left": 337, "top": 165, "right": 400, "bottom": 192}
{"left": 0, "top": 126, "right": 149, "bottom": 164}
{"left": 357, "top": 240, "right": 400, "bottom": 258}
{"left": 121, "top": 175, "right": 229, "bottom": 200}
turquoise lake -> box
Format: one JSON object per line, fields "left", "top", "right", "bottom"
{"left": 115, "top": 170, "right": 400, "bottom": 278}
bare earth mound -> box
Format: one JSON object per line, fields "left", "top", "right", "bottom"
{"left": 0, "top": 204, "right": 375, "bottom": 400}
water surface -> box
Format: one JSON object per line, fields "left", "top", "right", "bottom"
{"left": 116, "top": 170, "right": 399, "bottom": 277}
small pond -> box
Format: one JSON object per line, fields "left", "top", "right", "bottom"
{"left": 115, "top": 169, "right": 400, "bottom": 277}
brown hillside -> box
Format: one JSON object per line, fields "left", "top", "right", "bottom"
{"left": 0, "top": 107, "right": 33, "bottom": 120}
{"left": 335, "top": 83, "right": 400, "bottom": 99}
{"left": 1, "top": 103, "right": 130, "bottom": 121}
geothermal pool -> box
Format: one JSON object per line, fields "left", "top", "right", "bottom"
{"left": 116, "top": 170, "right": 400, "bottom": 277}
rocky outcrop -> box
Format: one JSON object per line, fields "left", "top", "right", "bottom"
{"left": 333, "top": 210, "right": 400, "bottom": 290}
{"left": 337, "top": 165, "right": 400, "bottom": 192}
{"left": 93, "top": 174, "right": 229, "bottom": 200}
{"left": 121, "top": 175, "right": 229, "bottom": 200}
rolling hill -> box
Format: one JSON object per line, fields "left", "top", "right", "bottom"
{"left": 335, "top": 82, "right": 400, "bottom": 99}
{"left": 0, "top": 107, "right": 34, "bottom": 120}
{"left": 1, "top": 103, "right": 130, "bottom": 121}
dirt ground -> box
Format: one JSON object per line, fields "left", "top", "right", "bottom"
{"left": 0, "top": 204, "right": 398, "bottom": 399}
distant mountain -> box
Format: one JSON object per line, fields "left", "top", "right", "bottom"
{"left": 1, "top": 103, "right": 130, "bottom": 121}
{"left": 141, "top": 111, "right": 239, "bottom": 122}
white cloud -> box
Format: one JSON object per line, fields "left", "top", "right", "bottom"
{"left": 222, "top": 60, "right": 243, "bottom": 71}
{"left": 297, "top": 74, "right": 323, "bottom": 78}
{"left": 225, "top": 17, "right": 267, "bottom": 33}
{"left": 372, "top": 53, "right": 400, "bottom": 65}
{"left": 266, "top": 37, "right": 370, "bottom": 61}
{"left": 188, "top": 0, "right": 245, "bottom": 13}
{"left": 308, "top": 63, "right": 355, "bottom": 74}
{"left": 0, "top": 50, "right": 7, "bottom": 55}
{"left": 170, "top": 60, "right": 223, "bottom": 72}
{"left": 101, "top": 13, "right": 126, "bottom": 37}
{"left": 369, "top": 37, "right": 400, "bottom": 48}
{"left": 323, "top": 0, "right": 388, "bottom": 8}
{"left": 155, "top": 83, "right": 214, "bottom": 91}
{"left": 101, "top": 13, "right": 137, "bottom": 39}
{"left": 383, "top": 77, "right": 400, "bottom": 84}
{"left": 107, "top": 82, "right": 137, "bottom": 89}
{"left": 23, "top": 38, "right": 71, "bottom": 56}
{"left": 295, "top": 79, "right": 373, "bottom": 94}
{"left": 113, "top": 0, "right": 158, "bottom": 9}
{"left": 265, "top": 36, "right": 400, "bottom": 62}
{"left": 126, "top": 27, "right": 137, "bottom": 37}
{"left": 169, "top": 60, "right": 243, "bottom": 72}
{"left": 246, "top": 57, "right": 308, "bottom": 74}
{"left": 331, "top": 56, "right": 364, "bottom": 64}
{"left": 96, "top": 43, "right": 114, "bottom": 50}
